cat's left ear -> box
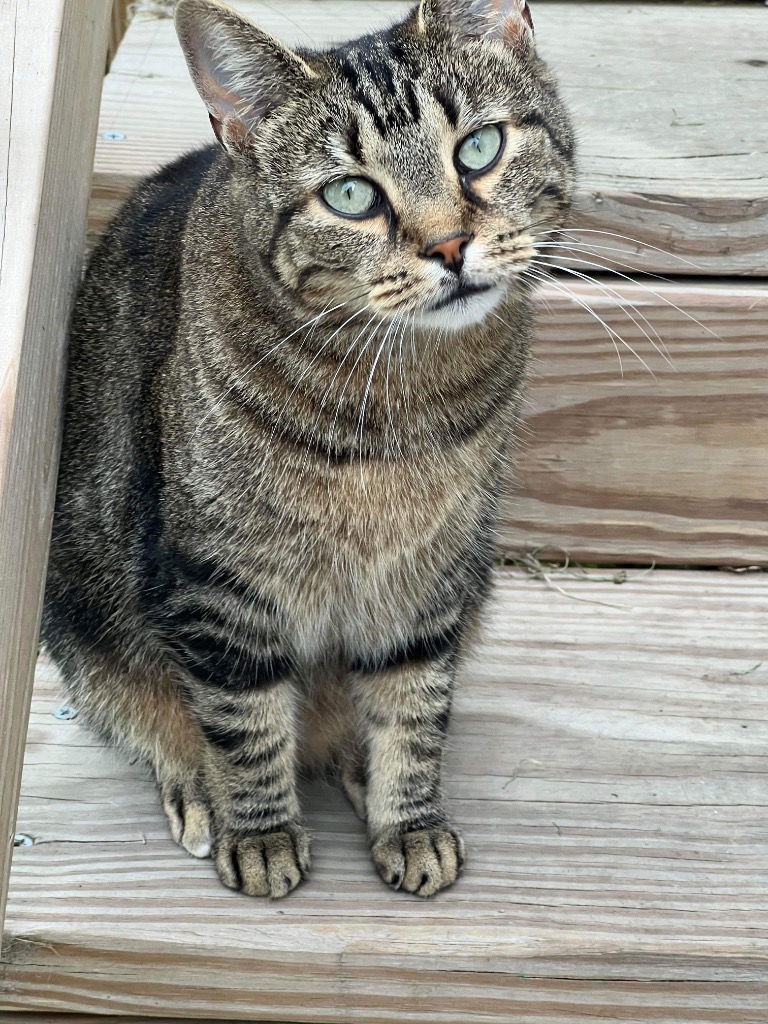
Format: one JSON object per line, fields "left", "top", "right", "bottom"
{"left": 175, "top": 0, "right": 315, "bottom": 152}
{"left": 418, "top": 0, "right": 534, "bottom": 54}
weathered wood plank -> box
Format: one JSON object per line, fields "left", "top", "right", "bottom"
{"left": 0, "top": 1018, "right": 279, "bottom": 1024}
{"left": 87, "top": 1, "right": 768, "bottom": 274}
{"left": 2, "top": 570, "right": 767, "bottom": 1020}
{"left": 0, "top": 1018, "right": 274, "bottom": 1024}
{"left": 508, "top": 278, "right": 768, "bottom": 566}
{"left": 0, "top": 0, "right": 111, "bottom": 934}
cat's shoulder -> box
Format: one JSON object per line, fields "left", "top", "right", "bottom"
{"left": 107, "top": 145, "right": 225, "bottom": 251}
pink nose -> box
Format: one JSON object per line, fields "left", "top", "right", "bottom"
{"left": 423, "top": 233, "right": 472, "bottom": 274}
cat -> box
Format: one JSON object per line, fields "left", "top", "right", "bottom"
{"left": 42, "top": 0, "right": 574, "bottom": 899}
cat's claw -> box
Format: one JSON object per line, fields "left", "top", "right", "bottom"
{"left": 371, "top": 825, "right": 465, "bottom": 898}
{"left": 215, "top": 825, "right": 311, "bottom": 898}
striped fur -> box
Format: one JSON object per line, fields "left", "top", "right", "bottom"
{"left": 42, "top": 0, "right": 574, "bottom": 898}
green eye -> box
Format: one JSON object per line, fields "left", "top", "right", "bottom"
{"left": 322, "top": 176, "right": 378, "bottom": 217}
{"left": 456, "top": 124, "right": 503, "bottom": 173}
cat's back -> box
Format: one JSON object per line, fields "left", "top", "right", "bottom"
{"left": 60, "top": 145, "right": 224, "bottom": 471}
{"left": 45, "top": 147, "right": 226, "bottom": 654}
{"left": 70, "top": 145, "right": 222, "bottom": 373}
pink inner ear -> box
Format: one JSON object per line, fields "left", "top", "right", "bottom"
{"left": 514, "top": 0, "right": 533, "bottom": 31}
{"left": 503, "top": 10, "right": 532, "bottom": 48}
{"left": 199, "top": 64, "right": 245, "bottom": 121}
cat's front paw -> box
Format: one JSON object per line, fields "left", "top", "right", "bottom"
{"left": 371, "top": 825, "right": 465, "bottom": 897}
{"left": 161, "top": 779, "right": 213, "bottom": 860}
{"left": 215, "top": 823, "right": 311, "bottom": 899}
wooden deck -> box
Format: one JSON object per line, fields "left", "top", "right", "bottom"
{"left": 2, "top": 4, "right": 766, "bottom": 1021}
{"left": 3, "top": 569, "right": 767, "bottom": 1021}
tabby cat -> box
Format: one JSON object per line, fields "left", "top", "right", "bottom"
{"left": 43, "top": 0, "right": 574, "bottom": 898}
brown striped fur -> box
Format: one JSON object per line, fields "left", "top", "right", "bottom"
{"left": 43, "top": 0, "right": 574, "bottom": 897}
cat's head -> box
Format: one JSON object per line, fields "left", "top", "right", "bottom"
{"left": 176, "top": 0, "right": 574, "bottom": 332}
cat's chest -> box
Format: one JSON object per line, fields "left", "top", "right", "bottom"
{"left": 264, "top": 442, "right": 498, "bottom": 654}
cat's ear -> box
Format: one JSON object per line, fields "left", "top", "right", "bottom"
{"left": 175, "top": 0, "right": 315, "bottom": 152}
{"left": 418, "top": 0, "right": 534, "bottom": 53}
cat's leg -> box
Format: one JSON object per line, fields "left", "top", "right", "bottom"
{"left": 60, "top": 657, "right": 213, "bottom": 858}
{"left": 297, "top": 668, "right": 368, "bottom": 820}
{"left": 351, "top": 637, "right": 465, "bottom": 898}
{"left": 340, "top": 753, "right": 368, "bottom": 822}
{"left": 182, "top": 666, "right": 310, "bottom": 899}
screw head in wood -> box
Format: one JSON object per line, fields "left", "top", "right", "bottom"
{"left": 53, "top": 704, "right": 78, "bottom": 721}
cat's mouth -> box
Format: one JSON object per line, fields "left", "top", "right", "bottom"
{"left": 430, "top": 281, "right": 493, "bottom": 311}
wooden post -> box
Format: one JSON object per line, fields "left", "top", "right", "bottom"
{"left": 109, "top": 0, "right": 134, "bottom": 68}
{"left": 0, "top": 0, "right": 111, "bottom": 933}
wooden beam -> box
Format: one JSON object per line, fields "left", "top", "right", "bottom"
{"left": 0, "top": 0, "right": 111, "bottom": 933}
{"left": 3, "top": 570, "right": 768, "bottom": 1019}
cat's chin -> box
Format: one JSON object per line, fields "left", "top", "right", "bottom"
{"left": 413, "top": 283, "right": 505, "bottom": 333}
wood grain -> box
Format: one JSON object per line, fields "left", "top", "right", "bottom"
{"left": 108, "top": 0, "right": 132, "bottom": 68}
{"left": 0, "top": 0, "right": 111, "bottom": 934}
{"left": 509, "top": 278, "right": 768, "bottom": 566}
{"left": 0, "top": 1018, "right": 273, "bottom": 1024}
{"left": 87, "top": 1, "right": 768, "bottom": 274}
{"left": 2, "top": 569, "right": 767, "bottom": 1021}
{"left": 0, "top": 1018, "right": 276, "bottom": 1024}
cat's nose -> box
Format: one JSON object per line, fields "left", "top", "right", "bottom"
{"left": 423, "top": 233, "right": 472, "bottom": 275}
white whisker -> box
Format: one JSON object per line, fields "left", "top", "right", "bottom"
{"left": 533, "top": 255, "right": 674, "bottom": 366}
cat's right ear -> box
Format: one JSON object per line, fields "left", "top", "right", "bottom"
{"left": 418, "top": 0, "right": 535, "bottom": 55}
{"left": 175, "top": 0, "right": 315, "bottom": 153}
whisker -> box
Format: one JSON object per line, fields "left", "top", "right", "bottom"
{"left": 533, "top": 255, "right": 674, "bottom": 366}
{"left": 539, "top": 247, "right": 721, "bottom": 343}
{"left": 537, "top": 226, "right": 704, "bottom": 273}
{"left": 534, "top": 240, "right": 677, "bottom": 284}
{"left": 325, "top": 314, "right": 385, "bottom": 460}
{"left": 525, "top": 264, "right": 636, "bottom": 377}
{"left": 357, "top": 320, "right": 395, "bottom": 475}
{"left": 384, "top": 314, "right": 405, "bottom": 459}
{"left": 256, "top": 303, "right": 374, "bottom": 471}
{"left": 193, "top": 294, "right": 364, "bottom": 435}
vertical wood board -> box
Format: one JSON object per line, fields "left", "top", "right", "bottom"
{"left": 0, "top": 0, "right": 111, "bottom": 931}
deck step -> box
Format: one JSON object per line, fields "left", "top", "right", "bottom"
{"left": 2, "top": 569, "right": 768, "bottom": 1021}
{"left": 89, "top": 0, "right": 768, "bottom": 274}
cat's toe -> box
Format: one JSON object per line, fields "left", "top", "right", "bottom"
{"left": 372, "top": 826, "right": 464, "bottom": 897}
{"left": 215, "top": 825, "right": 311, "bottom": 898}
{"left": 161, "top": 783, "right": 213, "bottom": 859}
